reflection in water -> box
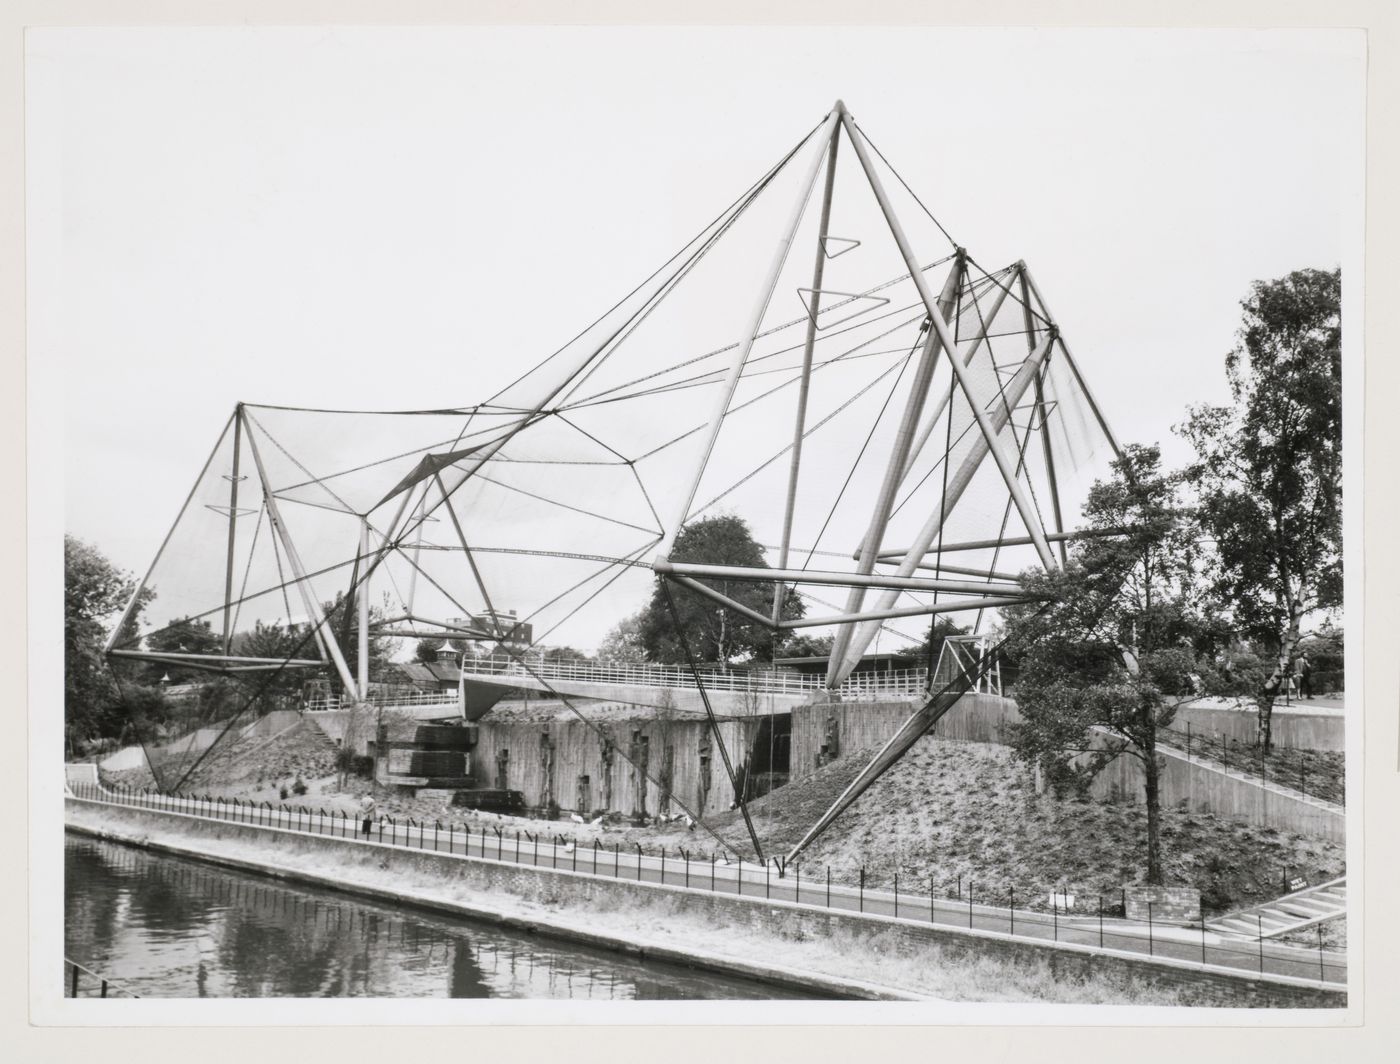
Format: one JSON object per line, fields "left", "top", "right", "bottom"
{"left": 64, "top": 835, "right": 814, "bottom": 1000}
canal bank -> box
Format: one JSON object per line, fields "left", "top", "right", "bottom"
{"left": 64, "top": 834, "right": 814, "bottom": 1000}
{"left": 65, "top": 797, "right": 1342, "bottom": 1006}
{"left": 65, "top": 804, "right": 912, "bottom": 1002}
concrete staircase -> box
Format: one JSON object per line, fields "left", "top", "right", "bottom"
{"left": 1207, "top": 877, "right": 1347, "bottom": 938}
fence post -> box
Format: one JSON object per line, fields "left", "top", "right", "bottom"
{"left": 1148, "top": 902, "right": 1154, "bottom": 955}
{"left": 766, "top": 859, "right": 771, "bottom": 900}
{"left": 827, "top": 867, "right": 831, "bottom": 909}
{"left": 858, "top": 867, "right": 864, "bottom": 912}
{"left": 929, "top": 874, "right": 934, "bottom": 923}
{"left": 712, "top": 854, "right": 717, "bottom": 892}
{"left": 614, "top": 842, "right": 619, "bottom": 878}
{"left": 434, "top": 820, "right": 440, "bottom": 852}
{"left": 100, "top": 980, "right": 108, "bottom": 999}
{"left": 1009, "top": 886, "right": 1015, "bottom": 936}
{"left": 969, "top": 880, "right": 974, "bottom": 929}
{"left": 660, "top": 847, "right": 665, "bottom": 883}
{"left": 738, "top": 857, "right": 743, "bottom": 896}
{"left": 635, "top": 843, "right": 642, "bottom": 882}
{"left": 1317, "top": 925, "right": 1325, "bottom": 982}
{"left": 1258, "top": 915, "right": 1265, "bottom": 973}
{"left": 1202, "top": 921, "right": 1208, "bottom": 965}
{"left": 515, "top": 831, "right": 521, "bottom": 863}
{"left": 1099, "top": 895, "right": 1104, "bottom": 948}
{"left": 1052, "top": 895, "right": 1058, "bottom": 941}
{"left": 534, "top": 833, "right": 540, "bottom": 866}
{"left": 71, "top": 964, "right": 79, "bottom": 997}
{"left": 795, "top": 863, "right": 800, "bottom": 905}
{"left": 894, "top": 873, "right": 899, "bottom": 918}
{"left": 1186, "top": 721, "right": 1191, "bottom": 761}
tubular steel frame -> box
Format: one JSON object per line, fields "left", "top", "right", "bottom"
{"left": 104, "top": 100, "right": 1123, "bottom": 859}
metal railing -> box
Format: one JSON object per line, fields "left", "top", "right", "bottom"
{"left": 305, "top": 689, "right": 461, "bottom": 713}
{"left": 65, "top": 779, "right": 1345, "bottom": 991}
{"left": 458, "top": 657, "right": 931, "bottom": 698}
{"left": 64, "top": 958, "right": 139, "bottom": 999}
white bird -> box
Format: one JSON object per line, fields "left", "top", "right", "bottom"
{"left": 569, "top": 813, "right": 586, "bottom": 824}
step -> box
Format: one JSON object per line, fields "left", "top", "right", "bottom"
{"left": 1274, "top": 900, "right": 1339, "bottom": 919}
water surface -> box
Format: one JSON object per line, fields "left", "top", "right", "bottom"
{"left": 64, "top": 834, "right": 816, "bottom": 999}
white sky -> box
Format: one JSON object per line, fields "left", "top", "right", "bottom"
{"left": 29, "top": 26, "right": 1363, "bottom": 651}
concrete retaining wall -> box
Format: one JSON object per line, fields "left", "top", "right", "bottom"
{"left": 65, "top": 799, "right": 1344, "bottom": 1009}
{"left": 470, "top": 708, "right": 752, "bottom": 819}
{"left": 1082, "top": 731, "right": 1344, "bottom": 842}
{"left": 789, "top": 694, "right": 1021, "bottom": 776}
{"left": 1165, "top": 701, "right": 1345, "bottom": 752}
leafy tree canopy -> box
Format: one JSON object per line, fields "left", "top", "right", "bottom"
{"left": 1001, "top": 445, "right": 1210, "bottom": 884}
{"left": 1177, "top": 267, "right": 1341, "bottom": 748}
{"left": 637, "top": 514, "right": 804, "bottom": 665}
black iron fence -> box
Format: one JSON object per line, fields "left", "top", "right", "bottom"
{"left": 66, "top": 780, "right": 1345, "bottom": 989}
{"left": 64, "top": 958, "right": 139, "bottom": 999}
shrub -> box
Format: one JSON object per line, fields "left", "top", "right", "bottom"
{"left": 292, "top": 777, "right": 308, "bottom": 796}
{"left": 279, "top": 785, "right": 289, "bottom": 800}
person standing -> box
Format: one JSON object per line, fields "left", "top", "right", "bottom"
{"left": 1297, "top": 653, "right": 1314, "bottom": 699}
{"left": 359, "top": 793, "right": 376, "bottom": 838}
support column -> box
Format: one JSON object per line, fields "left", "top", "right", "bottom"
{"left": 824, "top": 255, "right": 964, "bottom": 686}
{"left": 657, "top": 104, "right": 845, "bottom": 561}
{"left": 220, "top": 407, "right": 244, "bottom": 654}
{"left": 832, "top": 331, "right": 1055, "bottom": 682}
{"left": 241, "top": 410, "right": 360, "bottom": 697}
{"left": 357, "top": 518, "right": 370, "bottom": 701}
{"left": 1020, "top": 269, "right": 1068, "bottom": 566}
{"left": 840, "top": 110, "right": 1056, "bottom": 572}
{"left": 1020, "top": 265, "right": 1124, "bottom": 462}
{"left": 772, "top": 117, "right": 843, "bottom": 624}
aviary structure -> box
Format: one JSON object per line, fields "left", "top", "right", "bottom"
{"left": 104, "top": 100, "right": 1122, "bottom": 863}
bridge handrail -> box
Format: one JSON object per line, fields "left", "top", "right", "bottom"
{"left": 459, "top": 657, "right": 928, "bottom": 696}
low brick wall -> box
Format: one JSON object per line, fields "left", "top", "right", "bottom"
{"left": 1125, "top": 886, "right": 1202, "bottom": 923}
{"left": 65, "top": 799, "right": 1344, "bottom": 1009}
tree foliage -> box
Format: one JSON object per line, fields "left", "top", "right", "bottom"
{"left": 637, "top": 515, "right": 804, "bottom": 664}
{"left": 1178, "top": 267, "right": 1341, "bottom": 750}
{"left": 64, "top": 535, "right": 165, "bottom": 749}
{"left": 596, "top": 612, "right": 647, "bottom": 665}
{"left": 1002, "top": 445, "right": 1208, "bottom": 885}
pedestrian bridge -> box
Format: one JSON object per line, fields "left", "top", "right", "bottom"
{"left": 455, "top": 658, "right": 928, "bottom": 718}
{"left": 307, "top": 660, "right": 931, "bottom": 720}
{"left": 309, "top": 660, "right": 929, "bottom": 716}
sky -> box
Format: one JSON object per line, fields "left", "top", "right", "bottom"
{"left": 28, "top": 25, "right": 1364, "bottom": 653}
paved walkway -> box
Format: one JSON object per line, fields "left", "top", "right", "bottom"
{"left": 65, "top": 779, "right": 1346, "bottom": 989}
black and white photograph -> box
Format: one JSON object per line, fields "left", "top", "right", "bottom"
{"left": 24, "top": 15, "right": 1375, "bottom": 1028}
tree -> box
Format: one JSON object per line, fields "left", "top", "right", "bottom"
{"left": 636, "top": 514, "right": 804, "bottom": 664}
{"left": 320, "top": 591, "right": 401, "bottom": 695}
{"left": 1178, "top": 268, "right": 1341, "bottom": 752}
{"left": 414, "top": 637, "right": 446, "bottom": 663}
{"left": 779, "top": 633, "right": 833, "bottom": 659}
{"left": 231, "top": 619, "right": 314, "bottom": 706}
{"left": 596, "top": 612, "right": 646, "bottom": 665}
{"left": 1002, "top": 445, "right": 1208, "bottom": 885}
{"left": 891, "top": 616, "right": 967, "bottom": 670}
{"left": 65, "top": 536, "right": 138, "bottom": 747}
{"left": 145, "top": 617, "right": 222, "bottom": 683}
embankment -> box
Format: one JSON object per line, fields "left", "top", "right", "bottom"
{"left": 64, "top": 798, "right": 1343, "bottom": 1008}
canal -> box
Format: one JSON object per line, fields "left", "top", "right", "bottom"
{"left": 64, "top": 834, "right": 818, "bottom": 999}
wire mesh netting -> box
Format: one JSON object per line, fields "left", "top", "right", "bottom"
{"left": 102, "top": 107, "right": 1120, "bottom": 854}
